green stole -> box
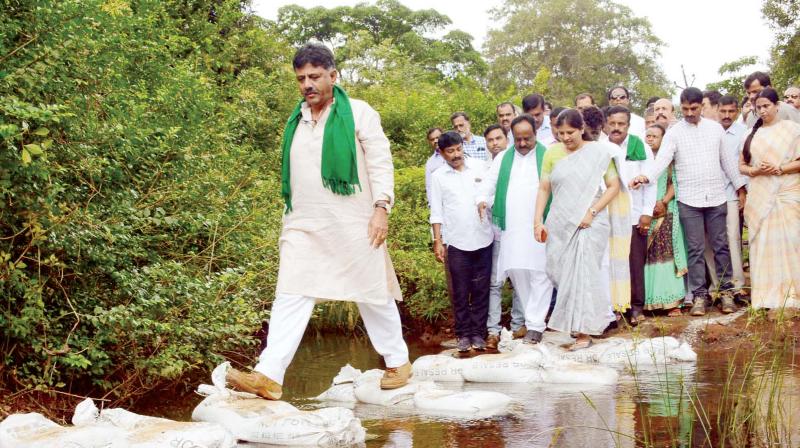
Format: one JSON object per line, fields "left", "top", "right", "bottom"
{"left": 492, "top": 142, "right": 549, "bottom": 230}
{"left": 280, "top": 85, "right": 360, "bottom": 213}
{"left": 626, "top": 134, "right": 647, "bottom": 161}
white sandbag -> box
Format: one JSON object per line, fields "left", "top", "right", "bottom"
{"left": 0, "top": 412, "right": 124, "bottom": 448}
{"left": 460, "top": 351, "right": 546, "bottom": 383}
{"left": 193, "top": 363, "right": 366, "bottom": 446}
{"left": 555, "top": 336, "right": 697, "bottom": 366}
{"left": 314, "top": 383, "right": 357, "bottom": 403}
{"left": 411, "top": 354, "right": 464, "bottom": 382}
{"left": 0, "top": 399, "right": 236, "bottom": 448}
{"left": 412, "top": 389, "right": 513, "bottom": 418}
{"left": 351, "top": 369, "right": 436, "bottom": 407}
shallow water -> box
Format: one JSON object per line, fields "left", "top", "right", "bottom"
{"left": 197, "top": 332, "right": 799, "bottom": 447}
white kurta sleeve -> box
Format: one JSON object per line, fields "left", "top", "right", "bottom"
{"left": 475, "top": 150, "right": 504, "bottom": 206}
{"left": 356, "top": 102, "right": 395, "bottom": 205}
{"left": 641, "top": 143, "right": 658, "bottom": 216}
{"left": 429, "top": 171, "right": 444, "bottom": 225}
{"left": 648, "top": 130, "right": 676, "bottom": 182}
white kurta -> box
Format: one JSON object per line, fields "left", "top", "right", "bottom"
{"left": 477, "top": 149, "right": 547, "bottom": 281}
{"left": 275, "top": 98, "right": 402, "bottom": 304}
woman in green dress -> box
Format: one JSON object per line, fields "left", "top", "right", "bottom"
{"left": 643, "top": 124, "right": 687, "bottom": 315}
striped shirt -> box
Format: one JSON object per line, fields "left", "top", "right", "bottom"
{"left": 647, "top": 117, "right": 746, "bottom": 208}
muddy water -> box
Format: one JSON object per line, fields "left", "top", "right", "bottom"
{"left": 166, "top": 332, "right": 799, "bottom": 448}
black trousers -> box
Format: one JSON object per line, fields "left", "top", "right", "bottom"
{"left": 629, "top": 226, "right": 647, "bottom": 314}
{"left": 447, "top": 243, "right": 493, "bottom": 338}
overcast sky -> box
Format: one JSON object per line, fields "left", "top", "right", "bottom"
{"left": 251, "top": 0, "right": 774, "bottom": 93}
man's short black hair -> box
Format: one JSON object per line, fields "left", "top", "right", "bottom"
{"left": 521, "top": 94, "right": 546, "bottom": 113}
{"left": 450, "top": 111, "right": 470, "bottom": 123}
{"left": 744, "top": 71, "right": 771, "bottom": 89}
{"left": 679, "top": 87, "right": 704, "bottom": 105}
{"left": 605, "top": 105, "right": 631, "bottom": 123}
{"left": 510, "top": 114, "right": 538, "bottom": 134}
{"left": 437, "top": 131, "right": 463, "bottom": 150}
{"left": 483, "top": 123, "right": 506, "bottom": 138}
{"left": 496, "top": 101, "right": 515, "bottom": 113}
{"left": 426, "top": 127, "right": 443, "bottom": 138}
{"left": 292, "top": 42, "right": 336, "bottom": 70}
{"left": 544, "top": 101, "right": 553, "bottom": 110}
{"left": 703, "top": 90, "right": 722, "bottom": 106}
{"left": 575, "top": 93, "right": 595, "bottom": 105}
{"left": 645, "top": 96, "right": 660, "bottom": 108}
{"left": 607, "top": 85, "right": 630, "bottom": 100}
{"left": 719, "top": 95, "right": 739, "bottom": 107}
{"left": 550, "top": 106, "right": 567, "bottom": 120}
{"left": 581, "top": 106, "right": 606, "bottom": 130}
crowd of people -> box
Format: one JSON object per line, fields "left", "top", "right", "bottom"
{"left": 426, "top": 73, "right": 800, "bottom": 352}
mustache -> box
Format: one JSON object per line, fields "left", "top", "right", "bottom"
{"left": 303, "top": 88, "right": 319, "bottom": 95}
{"left": 657, "top": 114, "right": 667, "bottom": 120}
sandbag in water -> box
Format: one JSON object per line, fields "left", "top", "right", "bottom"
{"left": 192, "top": 363, "right": 366, "bottom": 446}
{"left": 412, "top": 389, "right": 514, "bottom": 418}
{"left": 411, "top": 354, "right": 465, "bottom": 382}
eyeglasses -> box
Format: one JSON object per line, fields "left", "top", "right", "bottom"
{"left": 611, "top": 95, "right": 628, "bottom": 101}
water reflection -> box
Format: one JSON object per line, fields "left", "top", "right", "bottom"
{"left": 250, "top": 333, "right": 798, "bottom": 447}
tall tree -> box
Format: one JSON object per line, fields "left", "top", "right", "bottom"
{"left": 762, "top": 0, "right": 800, "bottom": 87}
{"left": 274, "top": 0, "right": 486, "bottom": 82}
{"left": 484, "top": 0, "right": 671, "bottom": 111}
{"left": 705, "top": 56, "right": 759, "bottom": 101}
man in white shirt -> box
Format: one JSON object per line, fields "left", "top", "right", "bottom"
{"left": 607, "top": 86, "right": 646, "bottom": 138}
{"left": 451, "top": 112, "right": 488, "bottom": 160}
{"left": 703, "top": 95, "right": 748, "bottom": 301}
{"left": 630, "top": 88, "right": 748, "bottom": 316}
{"left": 496, "top": 102, "right": 517, "bottom": 148}
{"left": 476, "top": 115, "right": 552, "bottom": 345}
{"left": 785, "top": 86, "right": 800, "bottom": 110}
{"left": 522, "top": 94, "right": 556, "bottom": 146}
{"left": 654, "top": 98, "right": 678, "bottom": 129}
{"left": 743, "top": 72, "right": 800, "bottom": 127}
{"left": 424, "top": 127, "right": 444, "bottom": 206}
{"left": 430, "top": 131, "right": 494, "bottom": 353}
{"left": 606, "top": 106, "right": 657, "bottom": 323}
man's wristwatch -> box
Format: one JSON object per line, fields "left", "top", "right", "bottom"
{"left": 590, "top": 208, "right": 598, "bottom": 217}
{"left": 374, "top": 200, "right": 390, "bottom": 213}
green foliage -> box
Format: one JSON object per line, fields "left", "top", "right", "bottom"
{"left": 0, "top": 0, "right": 293, "bottom": 399}
{"left": 484, "top": 0, "right": 672, "bottom": 112}
{"left": 762, "top": 0, "right": 800, "bottom": 87}
{"left": 705, "top": 56, "right": 759, "bottom": 101}
{"left": 276, "top": 0, "right": 487, "bottom": 82}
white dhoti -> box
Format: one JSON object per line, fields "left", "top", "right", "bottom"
{"left": 507, "top": 269, "right": 553, "bottom": 333}
{"left": 255, "top": 294, "right": 409, "bottom": 385}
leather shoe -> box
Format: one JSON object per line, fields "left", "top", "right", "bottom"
{"left": 690, "top": 298, "right": 707, "bottom": 316}
{"left": 226, "top": 367, "right": 282, "bottom": 400}
{"left": 380, "top": 362, "right": 412, "bottom": 390}
{"left": 486, "top": 333, "right": 500, "bottom": 350}
{"left": 720, "top": 290, "right": 736, "bottom": 314}
{"left": 523, "top": 329, "right": 543, "bottom": 344}
{"left": 512, "top": 325, "right": 527, "bottom": 339}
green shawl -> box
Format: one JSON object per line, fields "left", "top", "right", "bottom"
{"left": 280, "top": 85, "right": 360, "bottom": 213}
{"left": 492, "top": 142, "right": 549, "bottom": 230}
{"left": 626, "top": 134, "right": 647, "bottom": 161}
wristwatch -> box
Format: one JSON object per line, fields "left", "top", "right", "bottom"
{"left": 590, "top": 208, "right": 598, "bottom": 217}
{"left": 374, "top": 200, "right": 391, "bottom": 214}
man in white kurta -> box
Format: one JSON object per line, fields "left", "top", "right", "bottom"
{"left": 477, "top": 115, "right": 553, "bottom": 344}
{"left": 227, "top": 43, "right": 410, "bottom": 400}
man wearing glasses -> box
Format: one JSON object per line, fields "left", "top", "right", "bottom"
{"left": 607, "top": 86, "right": 646, "bottom": 139}
{"left": 785, "top": 86, "right": 800, "bottom": 110}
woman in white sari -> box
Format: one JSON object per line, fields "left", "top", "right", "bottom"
{"left": 534, "top": 109, "right": 621, "bottom": 350}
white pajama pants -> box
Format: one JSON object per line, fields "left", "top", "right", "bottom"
{"left": 506, "top": 269, "right": 553, "bottom": 333}
{"left": 254, "top": 293, "right": 409, "bottom": 385}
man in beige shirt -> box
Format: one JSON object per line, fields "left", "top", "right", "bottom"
{"left": 226, "top": 43, "right": 411, "bottom": 400}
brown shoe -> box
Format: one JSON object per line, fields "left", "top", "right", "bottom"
{"left": 512, "top": 325, "right": 527, "bottom": 339}
{"left": 380, "top": 362, "right": 412, "bottom": 390}
{"left": 486, "top": 333, "right": 500, "bottom": 350}
{"left": 226, "top": 367, "right": 282, "bottom": 400}
{"left": 690, "top": 299, "right": 707, "bottom": 317}
{"left": 720, "top": 291, "right": 736, "bottom": 314}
